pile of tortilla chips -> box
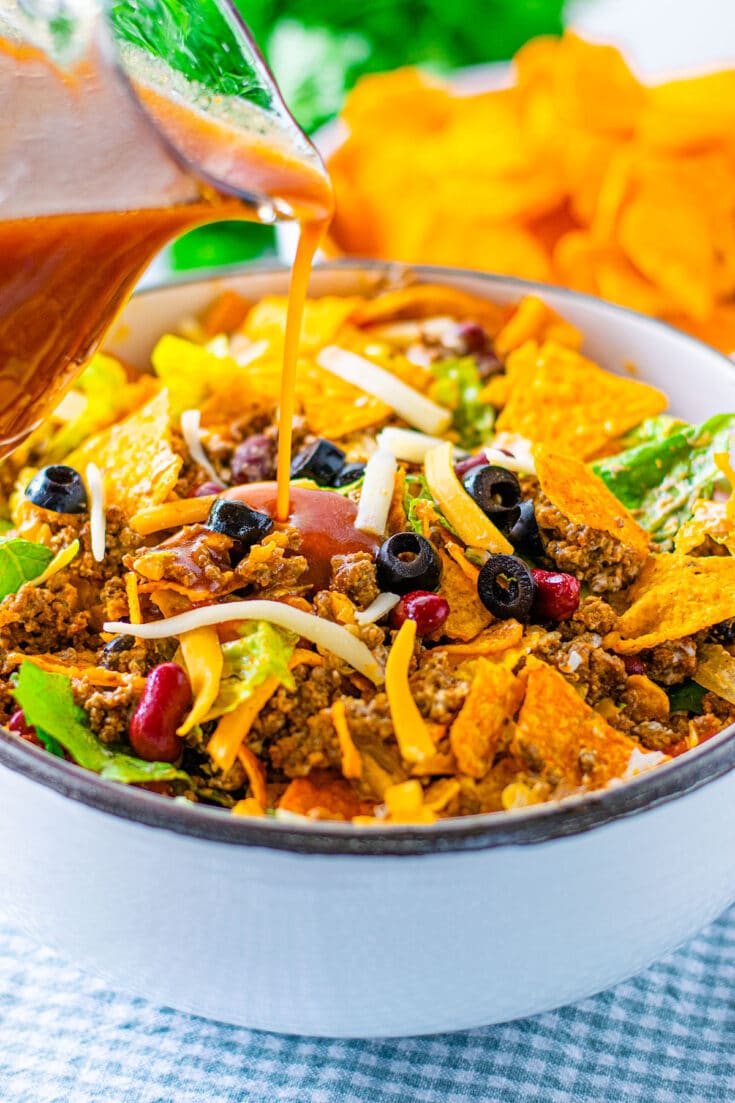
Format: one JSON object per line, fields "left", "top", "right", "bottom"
{"left": 328, "top": 34, "right": 735, "bottom": 352}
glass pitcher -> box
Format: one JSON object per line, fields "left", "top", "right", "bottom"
{"left": 0, "top": 0, "right": 332, "bottom": 453}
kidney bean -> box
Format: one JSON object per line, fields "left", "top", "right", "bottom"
{"left": 231, "top": 433, "right": 277, "bottom": 484}
{"left": 531, "top": 568, "right": 581, "bottom": 622}
{"left": 7, "top": 708, "right": 43, "bottom": 748}
{"left": 454, "top": 453, "right": 487, "bottom": 479}
{"left": 189, "top": 480, "right": 225, "bottom": 498}
{"left": 391, "top": 590, "right": 450, "bottom": 636}
{"left": 129, "top": 663, "right": 193, "bottom": 763}
{"left": 623, "top": 655, "right": 646, "bottom": 676}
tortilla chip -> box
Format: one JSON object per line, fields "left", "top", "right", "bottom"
{"left": 494, "top": 296, "right": 582, "bottom": 358}
{"left": 637, "top": 71, "right": 735, "bottom": 152}
{"left": 437, "top": 549, "right": 493, "bottom": 641}
{"left": 535, "top": 445, "right": 650, "bottom": 559}
{"left": 66, "top": 390, "right": 181, "bottom": 516}
{"left": 497, "top": 341, "right": 667, "bottom": 459}
{"left": 551, "top": 34, "right": 646, "bottom": 134}
{"left": 151, "top": 335, "right": 241, "bottom": 415}
{"left": 511, "top": 659, "right": 639, "bottom": 787}
{"left": 435, "top": 619, "right": 524, "bottom": 656}
{"left": 278, "top": 772, "right": 373, "bottom": 821}
{"left": 241, "top": 295, "right": 363, "bottom": 355}
{"left": 675, "top": 500, "right": 735, "bottom": 556}
{"left": 450, "top": 660, "right": 523, "bottom": 779}
{"left": 605, "top": 554, "right": 735, "bottom": 653}
{"left": 351, "top": 284, "right": 505, "bottom": 333}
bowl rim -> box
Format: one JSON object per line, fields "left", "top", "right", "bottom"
{"left": 2, "top": 258, "right": 734, "bottom": 858}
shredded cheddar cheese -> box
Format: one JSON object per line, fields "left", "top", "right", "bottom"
{"left": 331, "top": 698, "right": 363, "bottom": 780}
{"left": 177, "top": 625, "right": 224, "bottom": 735}
{"left": 385, "top": 619, "right": 436, "bottom": 764}
{"left": 424, "top": 441, "right": 513, "bottom": 554}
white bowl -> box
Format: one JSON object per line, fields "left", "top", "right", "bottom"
{"left": 2, "top": 262, "right": 735, "bottom": 1038}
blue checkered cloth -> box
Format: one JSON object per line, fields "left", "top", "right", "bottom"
{"left": 1, "top": 905, "right": 734, "bottom": 1103}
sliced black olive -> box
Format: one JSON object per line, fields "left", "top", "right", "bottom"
{"left": 463, "top": 465, "right": 521, "bottom": 533}
{"left": 332, "top": 462, "right": 366, "bottom": 488}
{"left": 290, "top": 439, "right": 346, "bottom": 485}
{"left": 102, "top": 634, "right": 136, "bottom": 656}
{"left": 477, "top": 554, "right": 536, "bottom": 621}
{"left": 25, "top": 465, "right": 87, "bottom": 514}
{"left": 507, "top": 499, "right": 545, "bottom": 558}
{"left": 206, "top": 499, "right": 273, "bottom": 549}
{"left": 376, "top": 532, "right": 442, "bottom": 596}
{"left": 710, "top": 618, "right": 735, "bottom": 644}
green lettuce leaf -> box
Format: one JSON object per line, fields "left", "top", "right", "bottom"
{"left": 402, "top": 473, "right": 457, "bottom": 537}
{"left": 429, "top": 357, "right": 495, "bottom": 450}
{"left": 593, "top": 414, "right": 735, "bottom": 549}
{"left": 204, "top": 621, "right": 297, "bottom": 721}
{"left": 619, "top": 415, "right": 686, "bottom": 450}
{"left": 668, "top": 680, "right": 707, "bottom": 715}
{"left": 13, "top": 663, "right": 189, "bottom": 784}
{"left": 0, "top": 541, "right": 53, "bottom": 600}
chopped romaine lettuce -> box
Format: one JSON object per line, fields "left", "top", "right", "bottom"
{"left": 593, "top": 414, "right": 735, "bottom": 549}
{"left": 429, "top": 357, "right": 495, "bottom": 449}
{"left": 0, "top": 540, "right": 53, "bottom": 600}
{"left": 667, "top": 680, "right": 707, "bottom": 714}
{"left": 619, "top": 415, "right": 686, "bottom": 449}
{"left": 13, "top": 663, "right": 189, "bottom": 784}
{"left": 204, "top": 621, "right": 297, "bottom": 721}
{"left": 402, "top": 473, "right": 457, "bottom": 537}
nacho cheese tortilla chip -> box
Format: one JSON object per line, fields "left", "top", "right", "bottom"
{"left": 496, "top": 340, "right": 667, "bottom": 458}
{"left": 66, "top": 390, "right": 181, "bottom": 515}
{"left": 511, "top": 659, "right": 639, "bottom": 787}
{"left": 534, "top": 446, "right": 650, "bottom": 559}
{"left": 450, "top": 659, "right": 523, "bottom": 779}
{"left": 606, "top": 554, "right": 735, "bottom": 653}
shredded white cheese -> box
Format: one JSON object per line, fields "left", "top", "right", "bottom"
{"left": 354, "top": 592, "right": 400, "bottom": 626}
{"left": 354, "top": 448, "right": 396, "bottom": 537}
{"left": 229, "top": 335, "right": 269, "bottom": 367}
{"left": 623, "top": 746, "right": 668, "bottom": 780}
{"left": 86, "top": 463, "right": 106, "bottom": 563}
{"left": 485, "top": 433, "right": 536, "bottom": 474}
{"left": 317, "top": 345, "right": 452, "bottom": 436}
{"left": 377, "top": 427, "right": 461, "bottom": 465}
{"left": 104, "top": 600, "right": 384, "bottom": 685}
{"left": 181, "top": 409, "right": 219, "bottom": 483}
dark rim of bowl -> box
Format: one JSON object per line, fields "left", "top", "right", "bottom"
{"left": 2, "top": 260, "right": 734, "bottom": 857}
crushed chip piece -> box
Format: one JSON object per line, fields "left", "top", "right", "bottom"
{"left": 450, "top": 659, "right": 523, "bottom": 779}
{"left": 497, "top": 341, "right": 667, "bottom": 458}
{"left": 534, "top": 445, "right": 650, "bottom": 559}
{"left": 606, "top": 554, "right": 735, "bottom": 653}
{"left": 511, "top": 659, "right": 640, "bottom": 787}
{"left": 66, "top": 390, "right": 181, "bottom": 516}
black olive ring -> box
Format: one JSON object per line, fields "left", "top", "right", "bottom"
{"left": 376, "top": 532, "right": 442, "bottom": 596}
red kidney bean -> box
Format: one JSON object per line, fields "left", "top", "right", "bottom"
{"left": 7, "top": 708, "right": 43, "bottom": 748}
{"left": 129, "top": 663, "right": 193, "bottom": 763}
{"left": 231, "top": 434, "right": 277, "bottom": 485}
{"left": 391, "top": 590, "right": 450, "bottom": 636}
{"left": 623, "top": 655, "right": 647, "bottom": 676}
{"left": 454, "top": 453, "right": 487, "bottom": 479}
{"left": 531, "top": 568, "right": 581, "bottom": 622}
{"left": 189, "top": 480, "right": 225, "bottom": 498}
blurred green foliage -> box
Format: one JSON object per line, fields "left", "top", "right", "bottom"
{"left": 128, "top": 0, "right": 567, "bottom": 269}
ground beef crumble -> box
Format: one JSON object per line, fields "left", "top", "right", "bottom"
{"left": 534, "top": 490, "right": 643, "bottom": 594}
{"left": 643, "top": 637, "right": 698, "bottom": 685}
{"left": 330, "top": 552, "right": 379, "bottom": 609}
{"left": 76, "top": 682, "right": 139, "bottom": 744}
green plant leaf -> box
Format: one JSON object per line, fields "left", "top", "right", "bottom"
{"left": 0, "top": 541, "right": 54, "bottom": 601}
{"left": 205, "top": 621, "right": 297, "bottom": 721}
{"left": 14, "top": 664, "right": 189, "bottom": 784}
{"left": 429, "top": 357, "right": 495, "bottom": 449}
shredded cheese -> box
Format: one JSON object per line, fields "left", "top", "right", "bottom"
{"left": 425, "top": 441, "right": 513, "bottom": 554}
{"left": 177, "top": 625, "right": 224, "bottom": 735}
{"left": 130, "top": 496, "right": 214, "bottom": 535}
{"left": 32, "top": 540, "right": 80, "bottom": 586}
{"left": 104, "top": 600, "right": 384, "bottom": 685}
{"left": 485, "top": 433, "right": 536, "bottom": 474}
{"left": 232, "top": 797, "right": 265, "bottom": 817}
{"left": 180, "top": 408, "right": 219, "bottom": 483}
{"left": 385, "top": 619, "right": 436, "bottom": 764}
{"left": 237, "top": 746, "right": 268, "bottom": 807}
{"left": 354, "top": 448, "right": 396, "bottom": 537}
{"left": 229, "top": 335, "right": 269, "bottom": 366}
{"left": 376, "top": 427, "right": 459, "bottom": 465}
{"left": 125, "top": 571, "right": 142, "bottom": 625}
{"left": 317, "top": 345, "right": 452, "bottom": 436}
{"left": 86, "top": 462, "right": 106, "bottom": 562}
{"left": 354, "top": 592, "right": 400, "bottom": 626}
{"left": 207, "top": 676, "right": 280, "bottom": 773}
{"left": 331, "top": 699, "right": 363, "bottom": 780}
